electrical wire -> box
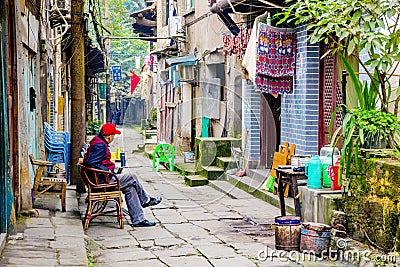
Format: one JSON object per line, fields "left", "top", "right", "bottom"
{"left": 226, "top": 0, "right": 265, "bottom": 15}
{"left": 257, "top": 0, "right": 285, "bottom": 9}
{"left": 46, "top": 2, "right": 71, "bottom": 41}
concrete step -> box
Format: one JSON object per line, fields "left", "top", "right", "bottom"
{"left": 200, "top": 166, "right": 224, "bottom": 180}
{"left": 143, "top": 129, "right": 157, "bottom": 139}
{"left": 216, "top": 157, "right": 238, "bottom": 170}
{"left": 246, "top": 168, "right": 271, "bottom": 183}
{"left": 175, "top": 162, "right": 201, "bottom": 176}
{"left": 184, "top": 175, "right": 208, "bottom": 187}
{"left": 224, "top": 172, "right": 295, "bottom": 215}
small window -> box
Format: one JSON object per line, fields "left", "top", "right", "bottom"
{"left": 186, "top": 0, "right": 194, "bottom": 10}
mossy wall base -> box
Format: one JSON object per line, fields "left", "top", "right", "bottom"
{"left": 345, "top": 150, "right": 400, "bottom": 252}
{"left": 194, "top": 137, "right": 241, "bottom": 167}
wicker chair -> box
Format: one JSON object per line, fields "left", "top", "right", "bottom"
{"left": 77, "top": 163, "right": 124, "bottom": 230}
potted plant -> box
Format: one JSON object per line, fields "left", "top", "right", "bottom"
{"left": 86, "top": 119, "right": 102, "bottom": 141}
{"left": 146, "top": 108, "right": 157, "bottom": 130}
{"left": 328, "top": 55, "right": 400, "bottom": 175}
{"left": 330, "top": 106, "right": 400, "bottom": 174}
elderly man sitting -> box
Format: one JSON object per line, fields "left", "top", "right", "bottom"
{"left": 83, "top": 123, "right": 161, "bottom": 227}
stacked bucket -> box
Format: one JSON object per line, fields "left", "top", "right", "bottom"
{"left": 275, "top": 216, "right": 332, "bottom": 254}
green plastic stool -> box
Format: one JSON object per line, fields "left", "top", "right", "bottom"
{"left": 152, "top": 143, "right": 175, "bottom": 171}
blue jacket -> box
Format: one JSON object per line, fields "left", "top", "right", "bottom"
{"left": 83, "top": 134, "right": 115, "bottom": 172}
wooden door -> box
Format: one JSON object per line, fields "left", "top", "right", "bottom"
{"left": 260, "top": 93, "right": 280, "bottom": 168}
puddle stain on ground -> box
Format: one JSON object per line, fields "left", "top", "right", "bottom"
{"left": 221, "top": 217, "right": 275, "bottom": 237}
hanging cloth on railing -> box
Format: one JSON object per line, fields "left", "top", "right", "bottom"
{"left": 242, "top": 12, "right": 270, "bottom": 83}
{"left": 255, "top": 23, "right": 296, "bottom": 94}
{"left": 201, "top": 116, "right": 211, "bottom": 137}
{"left": 222, "top": 27, "right": 251, "bottom": 60}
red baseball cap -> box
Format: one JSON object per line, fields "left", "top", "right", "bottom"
{"left": 101, "top": 123, "right": 121, "bottom": 135}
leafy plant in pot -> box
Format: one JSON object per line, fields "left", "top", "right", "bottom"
{"left": 146, "top": 108, "right": 158, "bottom": 130}
{"left": 87, "top": 119, "right": 102, "bottom": 136}
{"left": 330, "top": 106, "right": 400, "bottom": 175}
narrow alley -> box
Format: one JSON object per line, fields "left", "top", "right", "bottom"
{"left": 0, "top": 127, "right": 361, "bottom": 267}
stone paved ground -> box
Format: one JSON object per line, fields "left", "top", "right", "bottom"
{"left": 81, "top": 127, "right": 364, "bottom": 267}
{"left": 0, "top": 188, "right": 87, "bottom": 266}
{"left": 1, "top": 126, "right": 397, "bottom": 266}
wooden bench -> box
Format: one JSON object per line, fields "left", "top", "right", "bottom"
{"left": 77, "top": 163, "right": 124, "bottom": 230}
{"left": 29, "top": 154, "right": 67, "bottom": 212}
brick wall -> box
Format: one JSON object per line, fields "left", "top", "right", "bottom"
{"left": 281, "top": 25, "right": 320, "bottom": 156}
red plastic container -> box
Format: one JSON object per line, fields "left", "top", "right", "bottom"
{"left": 328, "top": 157, "right": 341, "bottom": 190}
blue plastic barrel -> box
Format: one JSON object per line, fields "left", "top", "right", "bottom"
{"left": 305, "top": 156, "right": 322, "bottom": 189}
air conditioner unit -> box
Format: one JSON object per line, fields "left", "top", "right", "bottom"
{"left": 179, "top": 65, "right": 196, "bottom": 83}
{"left": 169, "top": 16, "right": 184, "bottom": 38}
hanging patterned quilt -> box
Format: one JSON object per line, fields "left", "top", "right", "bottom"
{"left": 255, "top": 23, "right": 296, "bottom": 94}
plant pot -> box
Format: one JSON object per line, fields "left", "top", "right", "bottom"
{"left": 365, "top": 134, "right": 387, "bottom": 149}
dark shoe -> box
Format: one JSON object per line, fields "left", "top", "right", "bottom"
{"left": 132, "top": 219, "right": 156, "bottom": 227}
{"left": 142, "top": 197, "right": 162, "bottom": 208}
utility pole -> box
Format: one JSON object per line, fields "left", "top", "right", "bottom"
{"left": 70, "top": 0, "right": 86, "bottom": 192}
{"left": 105, "top": 0, "right": 111, "bottom": 123}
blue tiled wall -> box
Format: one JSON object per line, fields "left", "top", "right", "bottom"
{"left": 242, "top": 80, "right": 261, "bottom": 161}
{"left": 281, "top": 25, "right": 320, "bottom": 156}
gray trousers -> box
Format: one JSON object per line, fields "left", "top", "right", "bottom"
{"left": 117, "top": 173, "right": 150, "bottom": 224}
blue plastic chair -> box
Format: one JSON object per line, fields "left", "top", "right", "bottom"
{"left": 44, "top": 123, "right": 71, "bottom": 182}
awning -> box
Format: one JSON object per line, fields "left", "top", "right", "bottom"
{"left": 165, "top": 54, "right": 197, "bottom": 66}
{"left": 130, "top": 3, "right": 157, "bottom": 40}
{"left": 210, "top": 0, "right": 285, "bottom": 35}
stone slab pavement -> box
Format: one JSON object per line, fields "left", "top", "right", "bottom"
{"left": 0, "top": 186, "right": 88, "bottom": 266}
{"left": 1, "top": 126, "right": 397, "bottom": 267}
{"left": 81, "top": 127, "right": 362, "bottom": 267}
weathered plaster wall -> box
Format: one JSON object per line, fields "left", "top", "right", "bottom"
{"left": 345, "top": 151, "right": 400, "bottom": 252}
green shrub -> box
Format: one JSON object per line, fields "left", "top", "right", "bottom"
{"left": 87, "top": 120, "right": 102, "bottom": 135}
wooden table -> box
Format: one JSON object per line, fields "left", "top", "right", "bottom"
{"left": 275, "top": 167, "right": 307, "bottom": 217}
